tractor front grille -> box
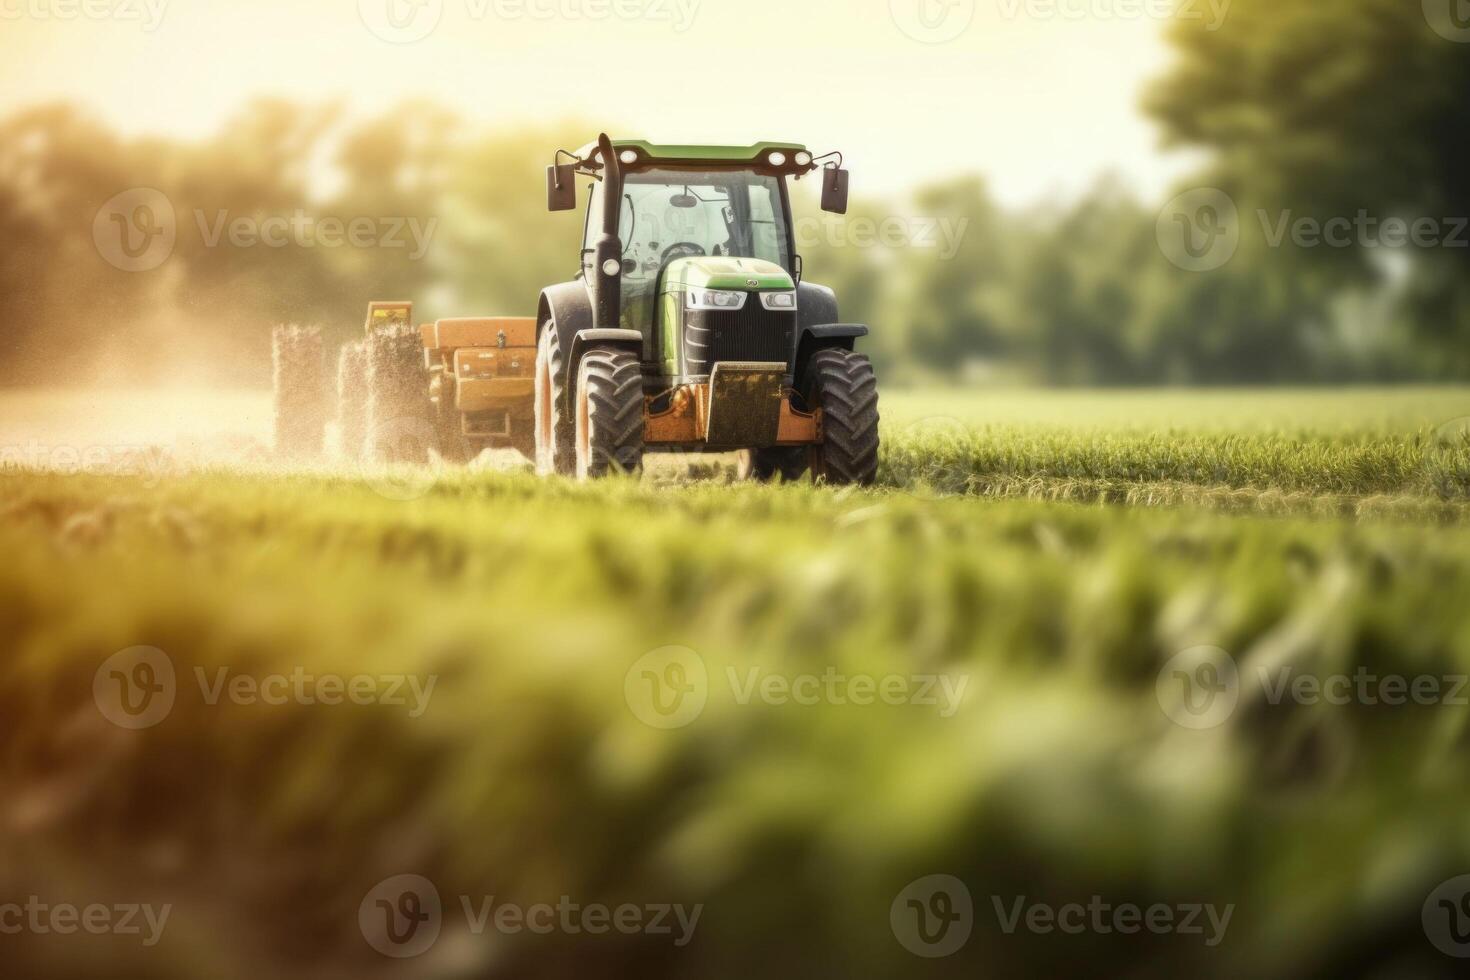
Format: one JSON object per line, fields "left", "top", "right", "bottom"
{"left": 684, "top": 300, "right": 796, "bottom": 378}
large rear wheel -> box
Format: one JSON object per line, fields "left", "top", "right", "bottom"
{"left": 803, "top": 349, "right": 880, "bottom": 486}
{"left": 535, "top": 325, "right": 576, "bottom": 476}
{"left": 574, "top": 346, "right": 645, "bottom": 480}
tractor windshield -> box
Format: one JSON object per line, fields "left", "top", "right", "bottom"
{"left": 612, "top": 168, "right": 791, "bottom": 280}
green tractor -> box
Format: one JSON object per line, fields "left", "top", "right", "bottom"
{"left": 535, "top": 133, "right": 879, "bottom": 483}
{"left": 292, "top": 134, "right": 878, "bottom": 483}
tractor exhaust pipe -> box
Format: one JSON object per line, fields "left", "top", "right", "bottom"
{"left": 593, "top": 133, "right": 623, "bottom": 331}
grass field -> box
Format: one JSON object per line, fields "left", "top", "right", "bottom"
{"left": 3, "top": 387, "right": 1470, "bottom": 978}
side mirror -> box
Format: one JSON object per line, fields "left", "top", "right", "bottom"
{"left": 547, "top": 164, "right": 577, "bottom": 212}
{"left": 793, "top": 254, "right": 804, "bottom": 286}
{"left": 821, "top": 167, "right": 850, "bottom": 215}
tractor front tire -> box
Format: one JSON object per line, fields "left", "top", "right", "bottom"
{"left": 804, "top": 349, "right": 880, "bottom": 486}
{"left": 738, "top": 447, "right": 809, "bottom": 483}
{"left": 574, "top": 346, "right": 645, "bottom": 480}
{"left": 535, "top": 325, "right": 576, "bottom": 476}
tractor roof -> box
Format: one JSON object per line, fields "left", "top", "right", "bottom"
{"left": 572, "top": 139, "right": 817, "bottom": 177}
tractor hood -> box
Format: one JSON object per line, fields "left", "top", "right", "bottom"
{"left": 662, "top": 257, "right": 795, "bottom": 293}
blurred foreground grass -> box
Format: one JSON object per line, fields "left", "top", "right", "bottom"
{"left": 2, "top": 464, "right": 1469, "bottom": 978}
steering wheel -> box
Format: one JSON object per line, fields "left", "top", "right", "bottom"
{"left": 662, "top": 242, "right": 706, "bottom": 263}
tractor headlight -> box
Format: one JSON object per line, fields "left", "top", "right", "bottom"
{"left": 767, "top": 151, "right": 788, "bottom": 168}
{"left": 760, "top": 291, "right": 798, "bottom": 311}
{"left": 687, "top": 289, "right": 748, "bottom": 311}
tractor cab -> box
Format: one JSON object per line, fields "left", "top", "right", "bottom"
{"left": 549, "top": 138, "right": 850, "bottom": 381}
{"left": 529, "top": 134, "right": 875, "bottom": 482}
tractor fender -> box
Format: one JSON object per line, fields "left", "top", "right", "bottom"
{"left": 797, "top": 281, "right": 839, "bottom": 333}
{"left": 537, "top": 280, "right": 595, "bottom": 405}
{"left": 569, "top": 329, "right": 643, "bottom": 387}
{"left": 537, "top": 280, "right": 595, "bottom": 364}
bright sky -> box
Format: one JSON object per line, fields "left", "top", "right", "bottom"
{"left": 0, "top": 0, "right": 1195, "bottom": 205}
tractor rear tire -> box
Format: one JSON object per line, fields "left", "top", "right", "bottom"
{"left": 574, "top": 347, "right": 645, "bottom": 480}
{"left": 803, "top": 349, "right": 880, "bottom": 486}
{"left": 738, "top": 447, "right": 809, "bottom": 483}
{"left": 535, "top": 325, "right": 576, "bottom": 476}
{"left": 272, "top": 325, "right": 328, "bottom": 460}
